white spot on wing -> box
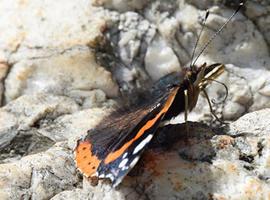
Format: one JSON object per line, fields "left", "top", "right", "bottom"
{"left": 123, "top": 152, "right": 128, "bottom": 159}
{"left": 105, "top": 173, "right": 114, "bottom": 181}
{"left": 133, "top": 134, "right": 153, "bottom": 155}
{"left": 129, "top": 156, "right": 140, "bottom": 169}
{"left": 99, "top": 173, "right": 105, "bottom": 178}
{"left": 118, "top": 158, "right": 129, "bottom": 168}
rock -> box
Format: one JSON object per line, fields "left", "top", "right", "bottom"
{"left": 0, "top": 94, "right": 79, "bottom": 149}
{"left": 191, "top": 64, "right": 270, "bottom": 121}
{"left": 3, "top": 94, "right": 79, "bottom": 130}
{"left": 145, "top": 38, "right": 181, "bottom": 80}
{"left": 0, "top": 62, "right": 9, "bottom": 105}
{"left": 50, "top": 189, "right": 87, "bottom": 200}
{"left": 0, "top": 0, "right": 270, "bottom": 200}
{"left": 195, "top": 10, "right": 268, "bottom": 69}
{"left": 228, "top": 108, "right": 270, "bottom": 137}
{"left": 245, "top": 1, "right": 270, "bottom": 47}
{"left": 0, "top": 143, "right": 79, "bottom": 200}
{"left": 53, "top": 112, "right": 270, "bottom": 199}
{"left": 38, "top": 107, "right": 111, "bottom": 147}
{"left": 224, "top": 65, "right": 270, "bottom": 114}
{"left": 93, "top": 1, "right": 270, "bottom": 121}
{"left": 222, "top": 101, "right": 246, "bottom": 120}
{"left": 4, "top": 48, "right": 119, "bottom": 103}
{"left": 0, "top": 0, "right": 106, "bottom": 58}
{"left": 0, "top": 111, "right": 18, "bottom": 149}
{"left": 92, "top": 0, "right": 149, "bottom": 12}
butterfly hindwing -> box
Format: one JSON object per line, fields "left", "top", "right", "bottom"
{"left": 75, "top": 86, "right": 179, "bottom": 186}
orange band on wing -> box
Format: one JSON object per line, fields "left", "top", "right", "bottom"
{"left": 75, "top": 141, "right": 101, "bottom": 177}
{"left": 104, "top": 87, "right": 179, "bottom": 164}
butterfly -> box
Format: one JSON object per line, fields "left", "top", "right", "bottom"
{"left": 74, "top": 63, "right": 225, "bottom": 187}
{"left": 74, "top": 2, "right": 243, "bottom": 187}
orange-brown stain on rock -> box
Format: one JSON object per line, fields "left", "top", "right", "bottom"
{"left": 142, "top": 151, "right": 164, "bottom": 177}
{"left": 226, "top": 163, "right": 238, "bottom": 174}
{"left": 168, "top": 175, "right": 183, "bottom": 192}
{"left": 244, "top": 179, "right": 263, "bottom": 199}
{"left": 217, "top": 135, "right": 234, "bottom": 149}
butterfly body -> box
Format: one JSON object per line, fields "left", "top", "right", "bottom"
{"left": 74, "top": 63, "right": 224, "bottom": 187}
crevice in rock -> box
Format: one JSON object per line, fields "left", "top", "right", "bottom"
{"left": 28, "top": 167, "right": 34, "bottom": 199}
{"left": 243, "top": 164, "right": 254, "bottom": 171}
{"left": 258, "top": 174, "right": 269, "bottom": 182}
{"left": 15, "top": 45, "right": 89, "bottom": 62}
{"left": 1, "top": 61, "right": 12, "bottom": 106}
{"left": 0, "top": 129, "right": 54, "bottom": 163}
{"left": 257, "top": 140, "right": 264, "bottom": 157}
{"left": 239, "top": 154, "right": 254, "bottom": 163}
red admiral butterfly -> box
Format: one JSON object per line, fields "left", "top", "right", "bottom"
{"left": 74, "top": 3, "right": 243, "bottom": 187}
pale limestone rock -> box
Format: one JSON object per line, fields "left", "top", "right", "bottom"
{"left": 192, "top": 7, "right": 269, "bottom": 69}
{"left": 245, "top": 1, "right": 270, "bottom": 47}
{"left": 0, "top": 143, "right": 79, "bottom": 200}
{"left": 145, "top": 38, "right": 181, "bottom": 80}
{"left": 0, "top": 62, "right": 9, "bottom": 104}
{"left": 223, "top": 101, "right": 246, "bottom": 120}
{"left": 5, "top": 48, "right": 119, "bottom": 103}
{"left": 0, "top": 0, "right": 270, "bottom": 199}
{"left": 0, "top": 0, "right": 106, "bottom": 58}
{"left": 0, "top": 93, "right": 79, "bottom": 149}
{"left": 229, "top": 108, "right": 270, "bottom": 137}
{"left": 0, "top": 162, "right": 32, "bottom": 200}
{"left": 0, "top": 111, "right": 18, "bottom": 148}
{"left": 224, "top": 65, "right": 270, "bottom": 114}
{"left": 0, "top": 62, "right": 9, "bottom": 81}
{"left": 3, "top": 94, "right": 79, "bottom": 130}
{"left": 50, "top": 189, "right": 89, "bottom": 200}
{"left": 37, "top": 107, "right": 111, "bottom": 147}
{"left": 92, "top": 0, "right": 149, "bottom": 12}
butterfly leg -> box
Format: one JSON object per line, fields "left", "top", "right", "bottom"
{"left": 202, "top": 89, "right": 227, "bottom": 124}
{"left": 184, "top": 89, "right": 189, "bottom": 134}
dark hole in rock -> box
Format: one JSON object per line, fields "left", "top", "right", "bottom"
{"left": 257, "top": 141, "right": 264, "bottom": 157}
{"left": 0, "top": 129, "right": 54, "bottom": 163}
{"left": 243, "top": 164, "right": 254, "bottom": 171}
{"left": 239, "top": 154, "right": 254, "bottom": 163}
{"left": 258, "top": 174, "right": 269, "bottom": 182}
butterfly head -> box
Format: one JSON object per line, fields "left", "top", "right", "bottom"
{"left": 188, "top": 63, "right": 225, "bottom": 89}
{"left": 180, "top": 63, "right": 225, "bottom": 110}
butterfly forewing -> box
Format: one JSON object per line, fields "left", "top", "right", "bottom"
{"left": 75, "top": 87, "right": 179, "bottom": 185}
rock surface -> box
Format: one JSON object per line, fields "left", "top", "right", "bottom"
{"left": 0, "top": 143, "right": 79, "bottom": 200}
{"left": 0, "top": 0, "right": 269, "bottom": 200}
{"left": 52, "top": 113, "right": 270, "bottom": 200}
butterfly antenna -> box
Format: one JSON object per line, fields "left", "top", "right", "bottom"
{"left": 190, "top": 10, "right": 210, "bottom": 70}
{"left": 192, "top": 2, "right": 244, "bottom": 66}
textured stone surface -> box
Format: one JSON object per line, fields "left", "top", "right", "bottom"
{"left": 93, "top": 0, "right": 270, "bottom": 123}
{"left": 0, "top": 0, "right": 270, "bottom": 200}
{"left": 0, "top": 94, "right": 79, "bottom": 149}
{"left": 4, "top": 48, "right": 119, "bottom": 103}
{"left": 52, "top": 113, "right": 270, "bottom": 199}
{"left": 92, "top": 0, "right": 148, "bottom": 12}
{"left": 0, "top": 0, "right": 105, "bottom": 59}
{"left": 39, "top": 108, "right": 111, "bottom": 146}
{"left": 0, "top": 143, "right": 79, "bottom": 200}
